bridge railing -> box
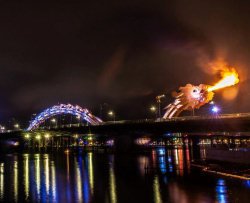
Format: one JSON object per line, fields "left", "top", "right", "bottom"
{"left": 175, "top": 113, "right": 250, "bottom": 121}
{"left": 99, "top": 113, "right": 250, "bottom": 125}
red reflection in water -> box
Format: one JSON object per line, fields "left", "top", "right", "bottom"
{"left": 152, "top": 150, "right": 157, "bottom": 168}
{"left": 178, "top": 149, "right": 184, "bottom": 176}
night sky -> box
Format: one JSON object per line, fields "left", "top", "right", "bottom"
{"left": 0, "top": 1, "right": 249, "bottom": 124}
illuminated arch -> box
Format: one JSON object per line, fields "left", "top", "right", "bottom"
{"left": 27, "top": 103, "right": 102, "bottom": 131}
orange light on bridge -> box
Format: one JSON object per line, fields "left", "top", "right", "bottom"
{"left": 208, "top": 68, "right": 239, "bottom": 92}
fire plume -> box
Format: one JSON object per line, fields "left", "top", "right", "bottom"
{"left": 207, "top": 68, "right": 239, "bottom": 92}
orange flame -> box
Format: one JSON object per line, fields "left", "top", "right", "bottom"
{"left": 207, "top": 68, "right": 239, "bottom": 92}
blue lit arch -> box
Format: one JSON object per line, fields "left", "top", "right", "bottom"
{"left": 27, "top": 103, "right": 102, "bottom": 131}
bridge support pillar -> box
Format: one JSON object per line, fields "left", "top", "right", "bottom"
{"left": 114, "top": 134, "right": 135, "bottom": 152}
{"left": 189, "top": 136, "right": 201, "bottom": 161}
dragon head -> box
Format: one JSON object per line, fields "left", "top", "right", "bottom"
{"left": 163, "top": 84, "right": 214, "bottom": 119}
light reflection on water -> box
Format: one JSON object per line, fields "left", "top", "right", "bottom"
{"left": 109, "top": 156, "right": 117, "bottom": 203}
{"left": 216, "top": 179, "right": 228, "bottom": 203}
{"left": 75, "top": 156, "right": 83, "bottom": 202}
{"left": 51, "top": 160, "right": 57, "bottom": 202}
{"left": 13, "top": 160, "right": 18, "bottom": 202}
{"left": 23, "top": 154, "right": 29, "bottom": 200}
{"left": 137, "top": 155, "right": 149, "bottom": 177}
{"left": 44, "top": 154, "right": 49, "bottom": 195}
{"left": 0, "top": 148, "right": 248, "bottom": 202}
{"left": 88, "top": 153, "right": 94, "bottom": 195}
{"left": 35, "top": 154, "right": 40, "bottom": 200}
{"left": 0, "top": 163, "right": 3, "bottom": 199}
{"left": 153, "top": 176, "right": 162, "bottom": 203}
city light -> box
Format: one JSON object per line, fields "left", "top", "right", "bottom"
{"left": 24, "top": 134, "right": 30, "bottom": 139}
{"left": 212, "top": 106, "right": 220, "bottom": 114}
{"left": 13, "top": 142, "right": 19, "bottom": 146}
{"left": 45, "top": 134, "right": 50, "bottom": 138}
{"left": 150, "top": 106, "right": 156, "bottom": 112}
{"left": 36, "top": 134, "right": 41, "bottom": 140}
{"left": 0, "top": 4, "right": 248, "bottom": 203}
{"left": 108, "top": 111, "right": 115, "bottom": 121}
{"left": 108, "top": 111, "right": 114, "bottom": 116}
{"left": 51, "top": 118, "right": 56, "bottom": 123}
{"left": 0, "top": 126, "right": 5, "bottom": 133}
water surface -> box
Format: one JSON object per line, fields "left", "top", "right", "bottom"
{"left": 0, "top": 148, "right": 249, "bottom": 202}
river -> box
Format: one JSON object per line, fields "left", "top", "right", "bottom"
{"left": 0, "top": 148, "right": 249, "bottom": 202}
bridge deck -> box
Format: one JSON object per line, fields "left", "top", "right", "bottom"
{"left": 2, "top": 113, "right": 250, "bottom": 136}
{"left": 52, "top": 113, "right": 250, "bottom": 134}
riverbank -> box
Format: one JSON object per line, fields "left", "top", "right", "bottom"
{"left": 192, "top": 160, "right": 250, "bottom": 180}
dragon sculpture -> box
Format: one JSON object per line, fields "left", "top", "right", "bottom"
{"left": 163, "top": 68, "right": 239, "bottom": 119}
{"left": 163, "top": 84, "right": 214, "bottom": 119}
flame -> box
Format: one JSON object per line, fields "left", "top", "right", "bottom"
{"left": 207, "top": 68, "right": 239, "bottom": 92}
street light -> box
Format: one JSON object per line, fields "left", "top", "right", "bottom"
{"left": 156, "top": 94, "right": 165, "bottom": 119}
{"left": 50, "top": 118, "right": 57, "bottom": 128}
{"left": 108, "top": 111, "right": 115, "bottom": 121}
{"left": 0, "top": 126, "right": 5, "bottom": 132}
{"left": 150, "top": 106, "right": 156, "bottom": 112}
{"left": 108, "top": 111, "right": 114, "bottom": 116}
{"left": 36, "top": 134, "right": 41, "bottom": 140}
{"left": 212, "top": 106, "right": 220, "bottom": 113}
{"left": 24, "top": 133, "right": 30, "bottom": 139}
{"left": 35, "top": 134, "right": 41, "bottom": 148}
{"left": 14, "top": 124, "right": 19, "bottom": 129}
{"left": 51, "top": 118, "right": 56, "bottom": 123}
{"left": 45, "top": 133, "right": 50, "bottom": 139}
{"left": 150, "top": 106, "right": 157, "bottom": 119}
{"left": 76, "top": 115, "right": 81, "bottom": 126}
{"left": 211, "top": 105, "right": 220, "bottom": 118}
